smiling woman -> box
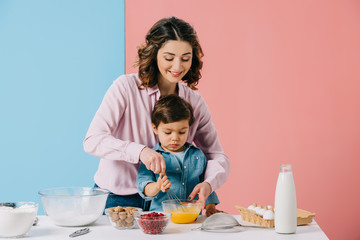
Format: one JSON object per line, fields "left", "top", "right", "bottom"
{"left": 83, "top": 16, "right": 230, "bottom": 214}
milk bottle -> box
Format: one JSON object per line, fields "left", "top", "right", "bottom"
{"left": 274, "top": 164, "right": 297, "bottom": 234}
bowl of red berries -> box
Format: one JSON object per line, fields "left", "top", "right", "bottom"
{"left": 134, "top": 211, "right": 171, "bottom": 234}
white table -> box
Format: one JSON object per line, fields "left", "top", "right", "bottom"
{"left": 25, "top": 215, "right": 329, "bottom": 239}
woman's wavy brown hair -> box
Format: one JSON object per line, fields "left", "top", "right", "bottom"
{"left": 136, "top": 16, "right": 204, "bottom": 90}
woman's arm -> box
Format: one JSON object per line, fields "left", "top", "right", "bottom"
{"left": 192, "top": 96, "right": 231, "bottom": 191}
{"left": 83, "top": 77, "right": 145, "bottom": 163}
{"left": 83, "top": 76, "right": 166, "bottom": 173}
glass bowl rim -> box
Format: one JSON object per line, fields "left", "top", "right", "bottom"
{"left": 105, "top": 206, "right": 143, "bottom": 214}
{"left": 38, "top": 187, "right": 109, "bottom": 197}
{"left": 161, "top": 199, "right": 202, "bottom": 206}
{"left": 134, "top": 211, "right": 171, "bottom": 219}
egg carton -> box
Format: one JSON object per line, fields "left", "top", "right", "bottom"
{"left": 235, "top": 203, "right": 316, "bottom": 228}
{"left": 235, "top": 204, "right": 274, "bottom": 228}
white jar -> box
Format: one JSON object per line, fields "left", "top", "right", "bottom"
{"left": 274, "top": 164, "right": 297, "bottom": 234}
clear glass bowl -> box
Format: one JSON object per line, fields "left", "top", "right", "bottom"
{"left": 162, "top": 199, "right": 202, "bottom": 224}
{"left": 0, "top": 202, "right": 38, "bottom": 238}
{"left": 39, "top": 187, "right": 109, "bottom": 227}
{"left": 134, "top": 211, "right": 171, "bottom": 234}
{"left": 105, "top": 206, "right": 142, "bottom": 229}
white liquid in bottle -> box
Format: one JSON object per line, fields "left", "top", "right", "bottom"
{"left": 274, "top": 164, "right": 297, "bottom": 234}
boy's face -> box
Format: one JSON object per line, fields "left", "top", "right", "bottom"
{"left": 152, "top": 119, "right": 190, "bottom": 153}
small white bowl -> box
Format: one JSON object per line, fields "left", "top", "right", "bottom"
{"left": 0, "top": 202, "right": 38, "bottom": 238}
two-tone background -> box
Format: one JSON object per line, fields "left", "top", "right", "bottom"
{"left": 1, "top": 1, "right": 359, "bottom": 239}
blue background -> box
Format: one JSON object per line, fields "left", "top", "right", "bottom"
{"left": 0, "top": 0, "right": 125, "bottom": 214}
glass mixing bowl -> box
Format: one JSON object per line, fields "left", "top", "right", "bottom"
{"left": 162, "top": 199, "right": 202, "bottom": 224}
{"left": 134, "top": 211, "right": 171, "bottom": 234}
{"left": 39, "top": 187, "right": 109, "bottom": 227}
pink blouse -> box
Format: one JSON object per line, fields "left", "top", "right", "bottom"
{"left": 83, "top": 73, "right": 230, "bottom": 195}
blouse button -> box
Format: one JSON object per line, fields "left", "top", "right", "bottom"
{"left": 196, "top": 157, "right": 199, "bottom": 159}
{"left": 176, "top": 168, "right": 179, "bottom": 171}
{"left": 184, "top": 166, "right": 187, "bottom": 169}
{"left": 182, "top": 183, "right": 185, "bottom": 185}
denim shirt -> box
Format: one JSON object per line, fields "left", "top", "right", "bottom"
{"left": 137, "top": 142, "right": 220, "bottom": 211}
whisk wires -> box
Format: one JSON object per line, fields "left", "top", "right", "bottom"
{"left": 160, "top": 173, "right": 185, "bottom": 211}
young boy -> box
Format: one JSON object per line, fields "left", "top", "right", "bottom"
{"left": 136, "top": 94, "right": 222, "bottom": 216}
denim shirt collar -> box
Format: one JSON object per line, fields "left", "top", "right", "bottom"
{"left": 153, "top": 142, "right": 197, "bottom": 153}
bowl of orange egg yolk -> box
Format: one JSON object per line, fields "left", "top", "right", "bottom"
{"left": 161, "top": 200, "right": 202, "bottom": 224}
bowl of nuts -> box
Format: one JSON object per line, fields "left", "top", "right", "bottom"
{"left": 105, "top": 206, "right": 142, "bottom": 229}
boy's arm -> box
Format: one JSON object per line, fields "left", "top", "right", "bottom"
{"left": 144, "top": 182, "right": 161, "bottom": 197}
{"left": 137, "top": 162, "right": 157, "bottom": 199}
{"left": 143, "top": 173, "right": 172, "bottom": 197}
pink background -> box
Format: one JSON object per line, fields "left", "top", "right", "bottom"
{"left": 125, "top": 1, "right": 360, "bottom": 239}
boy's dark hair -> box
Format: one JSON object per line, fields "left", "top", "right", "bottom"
{"left": 152, "top": 94, "right": 194, "bottom": 128}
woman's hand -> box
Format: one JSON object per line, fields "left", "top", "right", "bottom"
{"left": 140, "top": 147, "right": 166, "bottom": 174}
{"left": 187, "top": 182, "right": 212, "bottom": 208}
{"left": 205, "top": 203, "right": 224, "bottom": 217}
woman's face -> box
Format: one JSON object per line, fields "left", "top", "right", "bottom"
{"left": 157, "top": 40, "right": 193, "bottom": 85}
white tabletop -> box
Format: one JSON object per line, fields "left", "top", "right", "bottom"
{"left": 25, "top": 215, "right": 329, "bottom": 240}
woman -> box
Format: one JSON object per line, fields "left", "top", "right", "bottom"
{"left": 83, "top": 17, "right": 230, "bottom": 215}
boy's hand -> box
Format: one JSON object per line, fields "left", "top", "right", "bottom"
{"left": 140, "top": 147, "right": 166, "bottom": 173}
{"left": 157, "top": 173, "right": 171, "bottom": 192}
{"left": 188, "top": 182, "right": 211, "bottom": 208}
{"left": 205, "top": 203, "right": 224, "bottom": 217}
